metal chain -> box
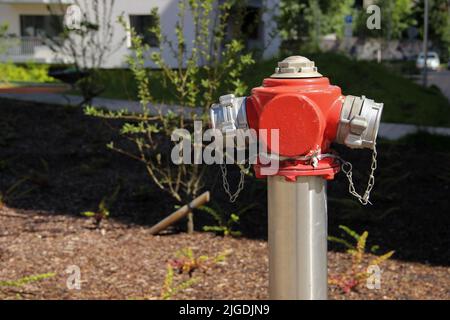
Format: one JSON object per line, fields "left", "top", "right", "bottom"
{"left": 219, "top": 144, "right": 378, "bottom": 205}
{"left": 339, "top": 144, "right": 378, "bottom": 205}
{"left": 220, "top": 161, "right": 251, "bottom": 203}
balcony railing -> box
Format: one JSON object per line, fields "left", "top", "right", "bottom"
{"left": 0, "top": 36, "right": 47, "bottom": 56}
{"left": 0, "top": 36, "right": 64, "bottom": 63}
{"left": 0, "top": 1, "right": 73, "bottom": 4}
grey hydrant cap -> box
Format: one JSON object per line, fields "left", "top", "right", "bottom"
{"left": 336, "top": 95, "right": 384, "bottom": 150}
{"left": 271, "top": 56, "right": 323, "bottom": 78}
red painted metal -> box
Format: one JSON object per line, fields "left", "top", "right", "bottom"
{"left": 255, "top": 157, "right": 341, "bottom": 181}
{"left": 246, "top": 77, "right": 344, "bottom": 180}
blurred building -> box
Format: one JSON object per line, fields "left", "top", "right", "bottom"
{"left": 0, "top": 0, "right": 280, "bottom": 68}
{"left": 354, "top": 0, "right": 376, "bottom": 8}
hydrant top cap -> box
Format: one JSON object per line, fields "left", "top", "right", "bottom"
{"left": 271, "top": 56, "right": 323, "bottom": 79}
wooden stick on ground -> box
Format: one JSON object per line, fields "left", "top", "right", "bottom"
{"left": 149, "top": 191, "right": 210, "bottom": 235}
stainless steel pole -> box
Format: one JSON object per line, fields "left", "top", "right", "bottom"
{"left": 422, "top": 0, "right": 429, "bottom": 87}
{"left": 268, "top": 175, "right": 328, "bottom": 300}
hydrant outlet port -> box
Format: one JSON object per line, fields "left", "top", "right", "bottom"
{"left": 336, "top": 95, "right": 383, "bottom": 150}
{"left": 210, "top": 94, "right": 248, "bottom": 134}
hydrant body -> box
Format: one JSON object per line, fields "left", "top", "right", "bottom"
{"left": 247, "top": 76, "right": 342, "bottom": 158}
{"left": 209, "top": 56, "right": 384, "bottom": 300}
{"left": 247, "top": 76, "right": 343, "bottom": 181}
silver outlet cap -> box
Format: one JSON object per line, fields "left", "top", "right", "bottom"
{"left": 336, "top": 95, "right": 383, "bottom": 149}
{"left": 210, "top": 94, "right": 248, "bottom": 134}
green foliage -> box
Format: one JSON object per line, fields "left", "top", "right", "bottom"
{"left": 0, "top": 62, "right": 57, "bottom": 84}
{"left": 328, "top": 225, "right": 394, "bottom": 294}
{"left": 0, "top": 115, "right": 18, "bottom": 147}
{"left": 240, "top": 52, "right": 450, "bottom": 127}
{"left": 94, "top": 53, "right": 450, "bottom": 127}
{"left": 318, "top": 0, "right": 355, "bottom": 38}
{"left": 160, "top": 264, "right": 199, "bottom": 300}
{"left": 413, "top": 0, "right": 450, "bottom": 60}
{"left": 277, "top": 0, "right": 354, "bottom": 51}
{"left": 46, "top": 0, "right": 125, "bottom": 104}
{"left": 277, "top": 0, "right": 312, "bottom": 51}
{"left": 0, "top": 23, "right": 9, "bottom": 56}
{"left": 87, "top": 0, "right": 254, "bottom": 235}
{"left": 0, "top": 273, "right": 55, "bottom": 288}
{"left": 81, "top": 184, "right": 120, "bottom": 228}
{"left": 0, "top": 23, "right": 7, "bottom": 37}
{"left": 311, "top": 53, "right": 450, "bottom": 127}
{"left": 159, "top": 247, "right": 231, "bottom": 299}
{"left": 0, "top": 177, "right": 36, "bottom": 209}
{"left": 355, "top": 0, "right": 415, "bottom": 40}
{"left": 169, "top": 247, "right": 231, "bottom": 276}
{"left": 140, "top": 1, "right": 255, "bottom": 111}
{"left": 198, "top": 203, "right": 254, "bottom": 237}
{"left": 381, "top": 0, "right": 415, "bottom": 40}
{"left": 75, "top": 70, "right": 105, "bottom": 105}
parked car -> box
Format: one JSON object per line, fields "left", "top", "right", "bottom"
{"left": 416, "top": 52, "right": 440, "bottom": 71}
{"left": 448, "top": 58, "right": 450, "bottom": 70}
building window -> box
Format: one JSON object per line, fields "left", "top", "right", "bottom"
{"left": 129, "top": 15, "right": 159, "bottom": 47}
{"left": 228, "top": 3, "right": 263, "bottom": 43}
{"left": 20, "top": 15, "right": 63, "bottom": 37}
{"left": 241, "top": 6, "right": 262, "bottom": 40}
{"left": 354, "top": 0, "right": 364, "bottom": 8}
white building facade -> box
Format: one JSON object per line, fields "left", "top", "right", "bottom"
{"left": 0, "top": 0, "right": 280, "bottom": 68}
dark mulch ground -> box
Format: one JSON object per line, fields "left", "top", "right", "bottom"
{"left": 0, "top": 98, "right": 449, "bottom": 299}
{"left": 0, "top": 206, "right": 448, "bottom": 300}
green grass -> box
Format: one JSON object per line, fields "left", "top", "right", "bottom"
{"left": 241, "top": 53, "right": 450, "bottom": 127}
{"left": 0, "top": 62, "right": 57, "bottom": 84}
{"left": 314, "top": 53, "right": 450, "bottom": 127}
{"left": 76, "top": 52, "right": 450, "bottom": 127}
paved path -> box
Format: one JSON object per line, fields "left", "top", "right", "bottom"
{"left": 1, "top": 92, "right": 450, "bottom": 140}
{"left": 0, "top": 92, "right": 202, "bottom": 117}
{"left": 426, "top": 70, "right": 450, "bottom": 101}
{"left": 378, "top": 122, "right": 450, "bottom": 140}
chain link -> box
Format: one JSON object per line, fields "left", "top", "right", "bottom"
{"left": 220, "top": 161, "right": 251, "bottom": 203}
{"left": 339, "top": 144, "right": 378, "bottom": 205}
{"left": 220, "top": 145, "right": 378, "bottom": 205}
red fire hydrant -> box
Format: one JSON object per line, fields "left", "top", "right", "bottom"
{"left": 210, "top": 56, "right": 383, "bottom": 300}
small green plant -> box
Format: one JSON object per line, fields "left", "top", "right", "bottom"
{"left": 159, "top": 264, "right": 199, "bottom": 300}
{"left": 81, "top": 185, "right": 120, "bottom": 228}
{"left": 0, "top": 116, "right": 18, "bottom": 147}
{"left": 0, "top": 62, "right": 57, "bottom": 84}
{"left": 158, "top": 247, "right": 232, "bottom": 300}
{"left": 0, "top": 273, "right": 55, "bottom": 291}
{"left": 0, "top": 177, "right": 35, "bottom": 209}
{"left": 168, "top": 247, "right": 231, "bottom": 277}
{"left": 26, "top": 158, "right": 51, "bottom": 188}
{"left": 328, "top": 225, "right": 394, "bottom": 294}
{"left": 88, "top": 0, "right": 255, "bottom": 235}
{"left": 198, "top": 204, "right": 254, "bottom": 237}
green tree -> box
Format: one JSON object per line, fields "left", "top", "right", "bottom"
{"left": 47, "top": 0, "right": 126, "bottom": 105}
{"left": 381, "top": 0, "right": 415, "bottom": 40}
{"left": 319, "top": 0, "right": 354, "bottom": 37}
{"left": 0, "top": 23, "right": 9, "bottom": 55}
{"left": 277, "top": 0, "right": 355, "bottom": 52}
{"left": 0, "top": 23, "right": 6, "bottom": 36}
{"left": 86, "top": 0, "right": 254, "bottom": 234}
{"left": 413, "top": 0, "right": 450, "bottom": 60}
{"left": 355, "top": 0, "right": 414, "bottom": 40}
{"left": 277, "top": 0, "right": 310, "bottom": 51}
